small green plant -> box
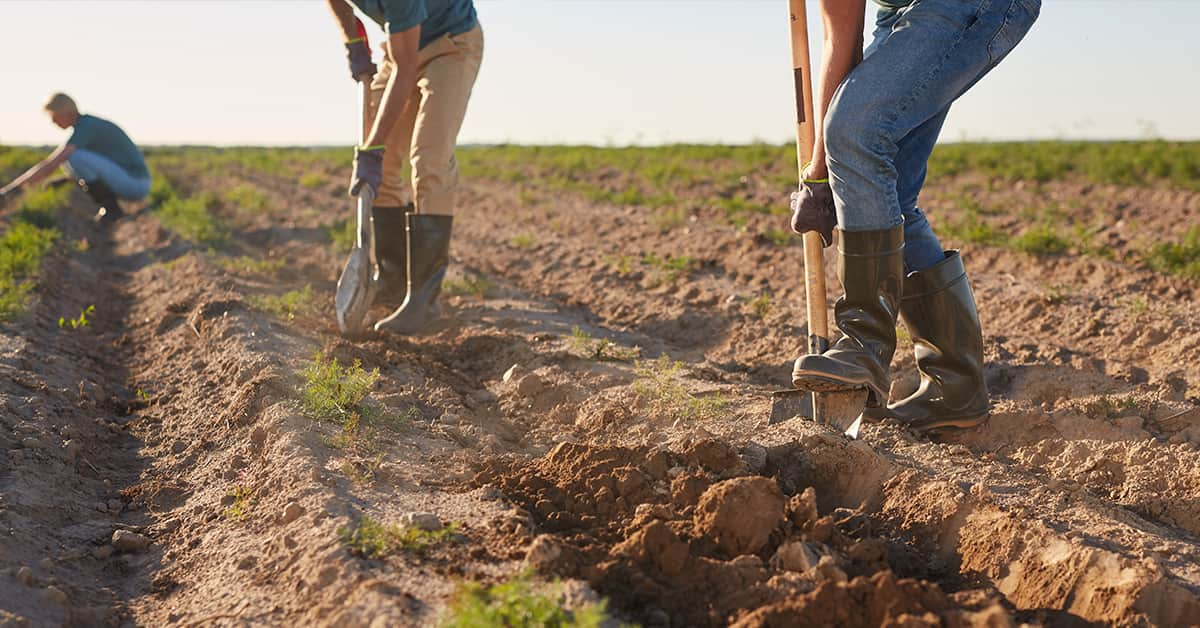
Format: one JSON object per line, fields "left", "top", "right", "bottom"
{"left": 651, "top": 206, "right": 687, "bottom": 233}
{"left": 441, "top": 570, "right": 610, "bottom": 628}
{"left": 1144, "top": 227, "right": 1200, "bottom": 280}
{"left": 135, "top": 388, "right": 153, "bottom": 402}
{"left": 633, "top": 354, "right": 728, "bottom": 421}
{"left": 299, "top": 172, "right": 328, "bottom": 190}
{"left": 641, "top": 253, "right": 694, "bottom": 286}
{"left": 339, "top": 515, "right": 458, "bottom": 559}
{"left": 223, "top": 184, "right": 269, "bottom": 213}
{"left": 763, "top": 227, "right": 793, "bottom": 247}
{"left": 72, "top": 238, "right": 89, "bottom": 253}
{"left": 1127, "top": 295, "right": 1149, "bottom": 313}
{"left": 604, "top": 253, "right": 635, "bottom": 277}
{"left": 510, "top": 233, "right": 537, "bottom": 249}
{"left": 746, "top": 293, "right": 772, "bottom": 319}
{"left": 443, "top": 274, "right": 493, "bottom": 299}
{"left": 58, "top": 304, "right": 95, "bottom": 330}
{"left": 223, "top": 486, "right": 252, "bottom": 521}
{"left": 1012, "top": 224, "right": 1069, "bottom": 255}
{"left": 247, "top": 285, "right": 318, "bottom": 320}
{"left": 568, "top": 326, "right": 640, "bottom": 362}
{"left": 299, "top": 352, "right": 379, "bottom": 425}
{"left": 327, "top": 218, "right": 356, "bottom": 253}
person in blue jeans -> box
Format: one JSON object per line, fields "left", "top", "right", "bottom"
{"left": 0, "top": 93, "right": 151, "bottom": 225}
{"left": 788, "top": 0, "right": 1040, "bottom": 432}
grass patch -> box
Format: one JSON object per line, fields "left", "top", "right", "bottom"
{"left": 339, "top": 515, "right": 458, "bottom": 559}
{"left": 650, "top": 206, "right": 687, "bottom": 233}
{"left": 762, "top": 227, "right": 792, "bottom": 247}
{"left": 1145, "top": 227, "right": 1200, "bottom": 280}
{"left": 443, "top": 274, "right": 493, "bottom": 299}
{"left": 14, "top": 185, "right": 71, "bottom": 229}
{"left": 299, "top": 172, "right": 328, "bottom": 190}
{"left": 569, "top": 326, "right": 640, "bottom": 362}
{"left": 247, "top": 284, "right": 319, "bottom": 320}
{"left": 633, "top": 354, "right": 728, "bottom": 421}
{"left": 223, "top": 184, "right": 269, "bottom": 213}
{"left": 746, "top": 293, "right": 772, "bottom": 319}
{"left": 299, "top": 352, "right": 379, "bottom": 424}
{"left": 0, "top": 218, "right": 59, "bottom": 322}
{"left": 1011, "top": 224, "right": 1070, "bottom": 255}
{"left": 441, "top": 570, "right": 610, "bottom": 628}
{"left": 604, "top": 253, "right": 635, "bottom": 277}
{"left": 157, "top": 192, "right": 228, "bottom": 245}
{"left": 58, "top": 304, "right": 95, "bottom": 330}
{"left": 214, "top": 254, "right": 285, "bottom": 276}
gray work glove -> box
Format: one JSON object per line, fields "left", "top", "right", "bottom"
{"left": 345, "top": 40, "right": 376, "bottom": 82}
{"left": 348, "top": 146, "right": 384, "bottom": 198}
{"left": 789, "top": 179, "right": 837, "bottom": 247}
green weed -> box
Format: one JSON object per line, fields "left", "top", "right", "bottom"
{"left": 247, "top": 285, "right": 318, "bottom": 320}
{"left": 604, "top": 253, "right": 635, "bottom": 277}
{"left": 441, "top": 570, "right": 610, "bottom": 628}
{"left": 223, "top": 486, "right": 253, "bottom": 521}
{"left": 443, "top": 274, "right": 493, "bottom": 299}
{"left": 746, "top": 293, "right": 772, "bottom": 319}
{"left": 0, "top": 220, "right": 59, "bottom": 322}
{"left": 510, "top": 233, "right": 537, "bottom": 250}
{"left": 224, "top": 184, "right": 269, "bottom": 213}
{"left": 157, "top": 192, "right": 228, "bottom": 245}
{"left": 569, "top": 326, "right": 640, "bottom": 362}
{"left": 58, "top": 304, "right": 95, "bottom": 330}
{"left": 641, "top": 253, "right": 694, "bottom": 286}
{"left": 14, "top": 185, "right": 71, "bottom": 229}
{"left": 328, "top": 218, "right": 356, "bottom": 253}
{"left": 299, "top": 172, "right": 328, "bottom": 190}
{"left": 633, "top": 354, "right": 728, "bottom": 421}
{"left": 1145, "top": 227, "right": 1200, "bottom": 280}
{"left": 339, "top": 515, "right": 458, "bottom": 559}
{"left": 651, "top": 206, "right": 687, "bottom": 233}
{"left": 215, "top": 254, "right": 285, "bottom": 276}
{"left": 1012, "top": 224, "right": 1070, "bottom": 255}
{"left": 299, "top": 352, "right": 379, "bottom": 424}
{"left": 763, "top": 227, "right": 792, "bottom": 247}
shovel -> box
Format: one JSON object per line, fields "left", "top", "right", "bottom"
{"left": 768, "top": 0, "right": 868, "bottom": 437}
{"left": 335, "top": 21, "right": 380, "bottom": 335}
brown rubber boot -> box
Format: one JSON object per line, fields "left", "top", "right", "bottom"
{"left": 885, "top": 251, "right": 989, "bottom": 430}
{"left": 791, "top": 225, "right": 904, "bottom": 406}
{"left": 372, "top": 203, "right": 413, "bottom": 306}
{"left": 374, "top": 213, "right": 452, "bottom": 335}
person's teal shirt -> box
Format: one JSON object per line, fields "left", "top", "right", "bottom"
{"left": 67, "top": 115, "right": 149, "bottom": 179}
{"left": 350, "top": 0, "right": 477, "bottom": 50}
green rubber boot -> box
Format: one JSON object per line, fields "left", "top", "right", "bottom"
{"left": 885, "top": 251, "right": 989, "bottom": 431}
{"left": 791, "top": 225, "right": 904, "bottom": 407}
{"left": 374, "top": 213, "right": 452, "bottom": 335}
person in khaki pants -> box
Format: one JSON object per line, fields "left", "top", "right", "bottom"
{"left": 326, "top": 0, "right": 483, "bottom": 333}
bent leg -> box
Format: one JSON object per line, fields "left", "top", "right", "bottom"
{"left": 65, "top": 149, "right": 150, "bottom": 199}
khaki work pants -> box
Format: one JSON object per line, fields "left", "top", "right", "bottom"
{"left": 369, "top": 23, "right": 483, "bottom": 215}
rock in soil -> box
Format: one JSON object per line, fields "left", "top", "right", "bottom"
{"left": 281, "top": 501, "right": 305, "bottom": 525}
{"left": 111, "top": 530, "right": 150, "bottom": 553}
{"left": 401, "top": 512, "right": 442, "bottom": 532}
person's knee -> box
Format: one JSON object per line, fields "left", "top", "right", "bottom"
{"left": 824, "top": 91, "right": 891, "bottom": 170}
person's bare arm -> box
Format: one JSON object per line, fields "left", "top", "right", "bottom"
{"left": 326, "top": 0, "right": 360, "bottom": 41}
{"left": 362, "top": 26, "right": 420, "bottom": 148}
{"left": 808, "top": 0, "right": 865, "bottom": 180}
{"left": 0, "top": 144, "right": 75, "bottom": 193}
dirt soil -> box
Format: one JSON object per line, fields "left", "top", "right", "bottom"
{"left": 2, "top": 156, "right": 1199, "bottom": 627}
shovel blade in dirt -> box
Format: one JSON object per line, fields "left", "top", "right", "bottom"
{"left": 335, "top": 195, "right": 378, "bottom": 335}
{"left": 768, "top": 388, "right": 869, "bottom": 438}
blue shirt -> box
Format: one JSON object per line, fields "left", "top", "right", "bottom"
{"left": 350, "top": 0, "right": 477, "bottom": 50}
{"left": 66, "top": 114, "right": 149, "bottom": 179}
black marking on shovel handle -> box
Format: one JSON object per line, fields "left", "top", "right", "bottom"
{"left": 793, "top": 68, "right": 806, "bottom": 124}
{"left": 807, "top": 334, "right": 828, "bottom": 356}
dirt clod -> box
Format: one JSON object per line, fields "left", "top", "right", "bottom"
{"left": 111, "top": 530, "right": 150, "bottom": 553}
{"left": 281, "top": 501, "right": 305, "bottom": 525}
{"left": 694, "top": 477, "right": 785, "bottom": 556}
{"left": 401, "top": 512, "right": 442, "bottom": 532}
{"left": 15, "top": 566, "right": 34, "bottom": 587}
{"left": 43, "top": 585, "right": 68, "bottom": 606}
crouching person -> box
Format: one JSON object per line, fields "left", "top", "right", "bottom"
{"left": 0, "top": 93, "right": 151, "bottom": 225}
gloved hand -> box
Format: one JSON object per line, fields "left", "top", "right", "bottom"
{"left": 345, "top": 39, "right": 377, "bottom": 82}
{"left": 349, "top": 146, "right": 384, "bottom": 198}
{"left": 790, "top": 179, "right": 837, "bottom": 247}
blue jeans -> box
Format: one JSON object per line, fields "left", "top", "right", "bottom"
{"left": 64, "top": 149, "right": 152, "bottom": 200}
{"left": 824, "top": 0, "right": 1040, "bottom": 272}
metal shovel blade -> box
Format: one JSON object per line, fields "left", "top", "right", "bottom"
{"left": 768, "top": 388, "right": 870, "bottom": 438}
{"left": 335, "top": 247, "right": 375, "bottom": 334}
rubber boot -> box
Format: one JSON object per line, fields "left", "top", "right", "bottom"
{"left": 374, "top": 213, "right": 452, "bottom": 334}
{"left": 884, "top": 251, "right": 989, "bottom": 430}
{"left": 791, "top": 225, "right": 904, "bottom": 406}
{"left": 372, "top": 203, "right": 413, "bottom": 306}
{"left": 79, "top": 179, "right": 124, "bottom": 225}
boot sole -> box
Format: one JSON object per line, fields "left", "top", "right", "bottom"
{"left": 790, "top": 368, "right": 872, "bottom": 395}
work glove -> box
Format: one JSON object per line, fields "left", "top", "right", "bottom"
{"left": 349, "top": 146, "right": 384, "bottom": 198}
{"left": 789, "top": 178, "right": 837, "bottom": 247}
{"left": 345, "top": 39, "right": 377, "bottom": 82}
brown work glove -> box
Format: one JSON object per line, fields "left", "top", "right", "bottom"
{"left": 789, "top": 179, "right": 836, "bottom": 247}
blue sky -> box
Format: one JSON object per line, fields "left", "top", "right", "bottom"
{"left": 0, "top": 1, "right": 1196, "bottom": 146}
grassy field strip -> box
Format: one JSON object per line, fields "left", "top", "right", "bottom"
{"left": 0, "top": 186, "right": 66, "bottom": 321}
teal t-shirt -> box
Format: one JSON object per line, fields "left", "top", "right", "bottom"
{"left": 67, "top": 115, "right": 149, "bottom": 179}
{"left": 350, "top": 0, "right": 477, "bottom": 49}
